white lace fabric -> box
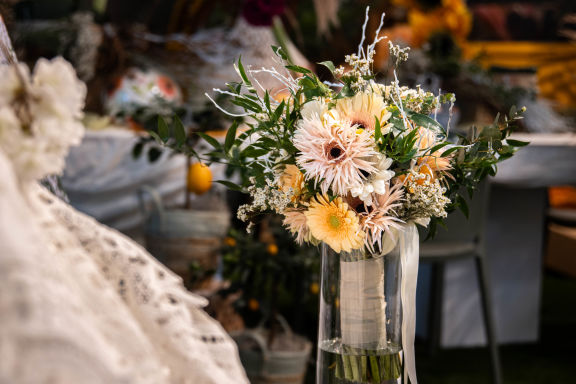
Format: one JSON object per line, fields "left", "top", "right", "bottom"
{"left": 0, "top": 149, "right": 248, "bottom": 384}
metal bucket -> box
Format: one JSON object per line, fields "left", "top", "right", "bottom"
{"left": 139, "top": 186, "right": 230, "bottom": 282}
{"left": 232, "top": 316, "right": 312, "bottom": 384}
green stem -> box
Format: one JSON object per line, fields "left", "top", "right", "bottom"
{"left": 361, "top": 354, "right": 368, "bottom": 382}
{"left": 336, "top": 356, "right": 344, "bottom": 379}
{"left": 383, "top": 353, "right": 391, "bottom": 380}
{"left": 341, "top": 353, "right": 353, "bottom": 381}
{"left": 369, "top": 355, "right": 381, "bottom": 383}
{"left": 350, "top": 355, "right": 361, "bottom": 382}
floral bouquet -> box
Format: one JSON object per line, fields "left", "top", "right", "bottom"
{"left": 159, "top": 9, "right": 525, "bottom": 384}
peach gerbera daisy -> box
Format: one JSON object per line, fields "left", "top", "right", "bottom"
{"left": 293, "top": 114, "right": 377, "bottom": 196}
{"left": 283, "top": 208, "right": 313, "bottom": 245}
{"left": 278, "top": 164, "right": 305, "bottom": 201}
{"left": 415, "top": 127, "right": 453, "bottom": 178}
{"left": 333, "top": 92, "right": 392, "bottom": 133}
{"left": 305, "top": 194, "right": 364, "bottom": 253}
{"left": 358, "top": 182, "right": 405, "bottom": 253}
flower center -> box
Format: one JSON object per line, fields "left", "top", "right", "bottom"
{"left": 329, "top": 214, "right": 341, "bottom": 229}
{"left": 326, "top": 142, "right": 344, "bottom": 160}
{"left": 352, "top": 120, "right": 366, "bottom": 129}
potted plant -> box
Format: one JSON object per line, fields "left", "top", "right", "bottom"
{"left": 219, "top": 216, "right": 319, "bottom": 384}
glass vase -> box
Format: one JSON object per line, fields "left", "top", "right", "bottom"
{"left": 316, "top": 227, "right": 418, "bottom": 384}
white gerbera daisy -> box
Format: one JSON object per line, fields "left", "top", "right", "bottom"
{"left": 294, "top": 114, "right": 377, "bottom": 196}
{"left": 301, "top": 98, "right": 329, "bottom": 120}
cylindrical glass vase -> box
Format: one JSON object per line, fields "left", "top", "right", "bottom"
{"left": 316, "top": 237, "right": 404, "bottom": 384}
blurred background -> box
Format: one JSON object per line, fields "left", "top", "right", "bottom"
{"left": 1, "top": 0, "right": 575, "bottom": 383}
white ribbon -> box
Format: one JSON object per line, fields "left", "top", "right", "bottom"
{"left": 400, "top": 223, "right": 419, "bottom": 384}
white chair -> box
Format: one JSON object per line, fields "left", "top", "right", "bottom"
{"left": 420, "top": 181, "right": 502, "bottom": 384}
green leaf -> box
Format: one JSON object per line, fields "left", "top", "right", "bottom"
{"left": 241, "top": 147, "right": 269, "bottom": 158}
{"left": 157, "top": 116, "right": 170, "bottom": 142}
{"left": 457, "top": 195, "right": 469, "bottom": 218}
{"left": 225, "top": 120, "right": 239, "bottom": 152}
{"left": 427, "top": 142, "right": 450, "bottom": 154}
{"left": 235, "top": 56, "right": 252, "bottom": 87}
{"left": 318, "top": 61, "right": 336, "bottom": 73}
{"left": 148, "top": 130, "right": 163, "bottom": 144}
{"left": 196, "top": 132, "right": 221, "bottom": 150}
{"left": 172, "top": 115, "right": 187, "bottom": 146}
{"left": 272, "top": 45, "right": 288, "bottom": 61}
{"left": 231, "top": 98, "right": 262, "bottom": 113}
{"left": 374, "top": 117, "right": 382, "bottom": 142}
{"left": 285, "top": 65, "right": 312, "bottom": 74}
{"left": 215, "top": 180, "right": 244, "bottom": 192}
{"left": 506, "top": 139, "right": 529, "bottom": 147}
{"left": 508, "top": 105, "right": 517, "bottom": 119}
{"left": 493, "top": 112, "right": 500, "bottom": 126}
{"left": 407, "top": 111, "right": 445, "bottom": 133}
{"left": 272, "top": 101, "right": 285, "bottom": 122}
{"left": 264, "top": 91, "right": 271, "bottom": 112}
{"left": 441, "top": 146, "right": 460, "bottom": 157}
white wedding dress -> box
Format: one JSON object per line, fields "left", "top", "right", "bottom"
{"left": 0, "top": 148, "right": 248, "bottom": 384}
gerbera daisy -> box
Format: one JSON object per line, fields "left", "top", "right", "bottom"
{"left": 301, "top": 98, "right": 329, "bottom": 120}
{"left": 278, "top": 164, "right": 305, "bottom": 201}
{"left": 294, "top": 114, "right": 377, "bottom": 196}
{"left": 333, "top": 91, "right": 392, "bottom": 133}
{"left": 283, "top": 208, "right": 314, "bottom": 245}
{"left": 305, "top": 194, "right": 364, "bottom": 253}
{"left": 358, "top": 182, "right": 405, "bottom": 254}
{"left": 415, "top": 127, "right": 453, "bottom": 179}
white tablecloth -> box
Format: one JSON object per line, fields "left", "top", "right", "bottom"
{"left": 62, "top": 129, "right": 187, "bottom": 235}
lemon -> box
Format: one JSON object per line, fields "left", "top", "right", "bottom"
{"left": 187, "top": 162, "right": 212, "bottom": 195}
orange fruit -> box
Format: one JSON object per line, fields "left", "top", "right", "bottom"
{"left": 248, "top": 298, "right": 260, "bottom": 311}
{"left": 187, "top": 162, "right": 212, "bottom": 195}
{"left": 266, "top": 243, "right": 279, "bottom": 255}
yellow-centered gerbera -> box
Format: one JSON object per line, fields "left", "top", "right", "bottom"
{"left": 332, "top": 91, "right": 392, "bottom": 134}
{"left": 305, "top": 194, "right": 364, "bottom": 253}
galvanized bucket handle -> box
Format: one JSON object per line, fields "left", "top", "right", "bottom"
{"left": 257, "top": 314, "right": 294, "bottom": 340}
{"left": 239, "top": 329, "right": 270, "bottom": 363}
{"left": 240, "top": 314, "right": 295, "bottom": 364}
{"left": 138, "top": 185, "right": 165, "bottom": 222}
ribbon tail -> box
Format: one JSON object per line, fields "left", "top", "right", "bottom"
{"left": 400, "top": 223, "right": 419, "bottom": 384}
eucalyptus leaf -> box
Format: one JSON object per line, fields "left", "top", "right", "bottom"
{"left": 196, "top": 132, "right": 221, "bottom": 150}
{"left": 157, "top": 116, "right": 170, "bottom": 142}
{"left": 172, "top": 115, "right": 187, "bottom": 146}
{"left": 318, "top": 61, "right": 336, "bottom": 73}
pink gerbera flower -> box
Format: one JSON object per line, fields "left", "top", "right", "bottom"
{"left": 283, "top": 208, "right": 313, "bottom": 245}
{"left": 293, "top": 115, "right": 377, "bottom": 196}
{"left": 358, "top": 182, "right": 405, "bottom": 253}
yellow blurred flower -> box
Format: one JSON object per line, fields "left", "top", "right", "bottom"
{"left": 408, "top": 0, "right": 472, "bottom": 48}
